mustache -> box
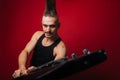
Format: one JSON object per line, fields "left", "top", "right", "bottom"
{"left": 45, "top": 32, "right": 52, "bottom": 34}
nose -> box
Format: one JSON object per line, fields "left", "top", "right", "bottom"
{"left": 46, "top": 26, "right": 51, "bottom": 32}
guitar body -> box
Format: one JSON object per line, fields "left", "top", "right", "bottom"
{"left": 13, "top": 49, "right": 107, "bottom": 80}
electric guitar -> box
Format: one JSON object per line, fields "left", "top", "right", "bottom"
{"left": 13, "top": 49, "right": 107, "bottom": 80}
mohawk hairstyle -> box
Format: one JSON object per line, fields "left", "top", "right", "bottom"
{"left": 43, "top": 0, "right": 59, "bottom": 23}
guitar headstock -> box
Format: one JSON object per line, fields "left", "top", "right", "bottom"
{"left": 71, "top": 49, "right": 107, "bottom": 68}
{"left": 71, "top": 49, "right": 107, "bottom": 59}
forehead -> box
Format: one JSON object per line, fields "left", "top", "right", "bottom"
{"left": 42, "top": 16, "right": 56, "bottom": 24}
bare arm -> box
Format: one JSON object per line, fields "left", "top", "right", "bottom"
{"left": 54, "top": 41, "right": 67, "bottom": 60}
{"left": 13, "top": 31, "right": 43, "bottom": 78}
{"left": 18, "top": 31, "right": 43, "bottom": 69}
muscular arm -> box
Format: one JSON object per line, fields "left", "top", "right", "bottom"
{"left": 54, "top": 41, "right": 67, "bottom": 60}
{"left": 18, "top": 31, "right": 43, "bottom": 69}
{"left": 13, "top": 31, "right": 43, "bottom": 78}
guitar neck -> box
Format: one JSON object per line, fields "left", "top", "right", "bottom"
{"left": 13, "top": 50, "right": 107, "bottom": 80}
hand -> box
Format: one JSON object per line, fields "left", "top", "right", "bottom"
{"left": 27, "top": 66, "right": 38, "bottom": 73}
{"left": 12, "top": 68, "right": 28, "bottom": 78}
{"left": 12, "top": 66, "right": 37, "bottom": 78}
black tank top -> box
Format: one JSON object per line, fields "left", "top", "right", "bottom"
{"left": 30, "top": 34, "right": 61, "bottom": 67}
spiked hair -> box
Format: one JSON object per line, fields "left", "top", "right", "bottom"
{"left": 43, "top": 0, "right": 59, "bottom": 24}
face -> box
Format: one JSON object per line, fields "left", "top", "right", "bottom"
{"left": 42, "top": 16, "right": 59, "bottom": 38}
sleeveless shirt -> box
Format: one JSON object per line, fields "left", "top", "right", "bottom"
{"left": 30, "top": 34, "right": 61, "bottom": 67}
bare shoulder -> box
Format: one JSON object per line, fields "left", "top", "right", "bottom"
{"left": 58, "top": 41, "right": 66, "bottom": 48}
{"left": 55, "top": 40, "right": 67, "bottom": 51}
{"left": 33, "top": 31, "right": 44, "bottom": 36}
{"left": 31, "top": 31, "right": 44, "bottom": 41}
{"left": 54, "top": 40, "right": 67, "bottom": 60}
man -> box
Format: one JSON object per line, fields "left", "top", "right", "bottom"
{"left": 12, "top": 0, "right": 67, "bottom": 78}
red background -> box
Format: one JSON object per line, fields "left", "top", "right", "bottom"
{"left": 0, "top": 0, "right": 120, "bottom": 80}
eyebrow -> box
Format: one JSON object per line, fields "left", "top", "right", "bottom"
{"left": 43, "top": 24, "right": 56, "bottom": 26}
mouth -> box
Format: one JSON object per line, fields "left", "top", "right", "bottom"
{"left": 45, "top": 32, "right": 53, "bottom": 37}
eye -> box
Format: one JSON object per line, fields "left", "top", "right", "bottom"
{"left": 50, "top": 25, "right": 56, "bottom": 28}
{"left": 43, "top": 24, "right": 48, "bottom": 27}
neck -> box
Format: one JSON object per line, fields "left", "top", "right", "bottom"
{"left": 45, "top": 33, "right": 59, "bottom": 41}
{"left": 42, "top": 34, "right": 59, "bottom": 46}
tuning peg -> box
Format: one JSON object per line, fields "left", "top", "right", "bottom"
{"left": 83, "top": 49, "right": 90, "bottom": 55}
{"left": 71, "top": 53, "right": 77, "bottom": 60}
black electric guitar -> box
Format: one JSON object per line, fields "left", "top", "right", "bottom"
{"left": 13, "top": 49, "right": 107, "bottom": 80}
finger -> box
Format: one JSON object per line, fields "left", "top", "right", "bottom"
{"left": 21, "top": 69, "right": 28, "bottom": 76}
{"left": 27, "top": 66, "right": 37, "bottom": 73}
{"left": 12, "top": 72, "right": 16, "bottom": 78}
{"left": 15, "top": 70, "right": 21, "bottom": 77}
{"left": 28, "top": 66, "right": 34, "bottom": 70}
{"left": 12, "top": 70, "right": 21, "bottom": 78}
{"left": 28, "top": 66, "right": 36, "bottom": 71}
